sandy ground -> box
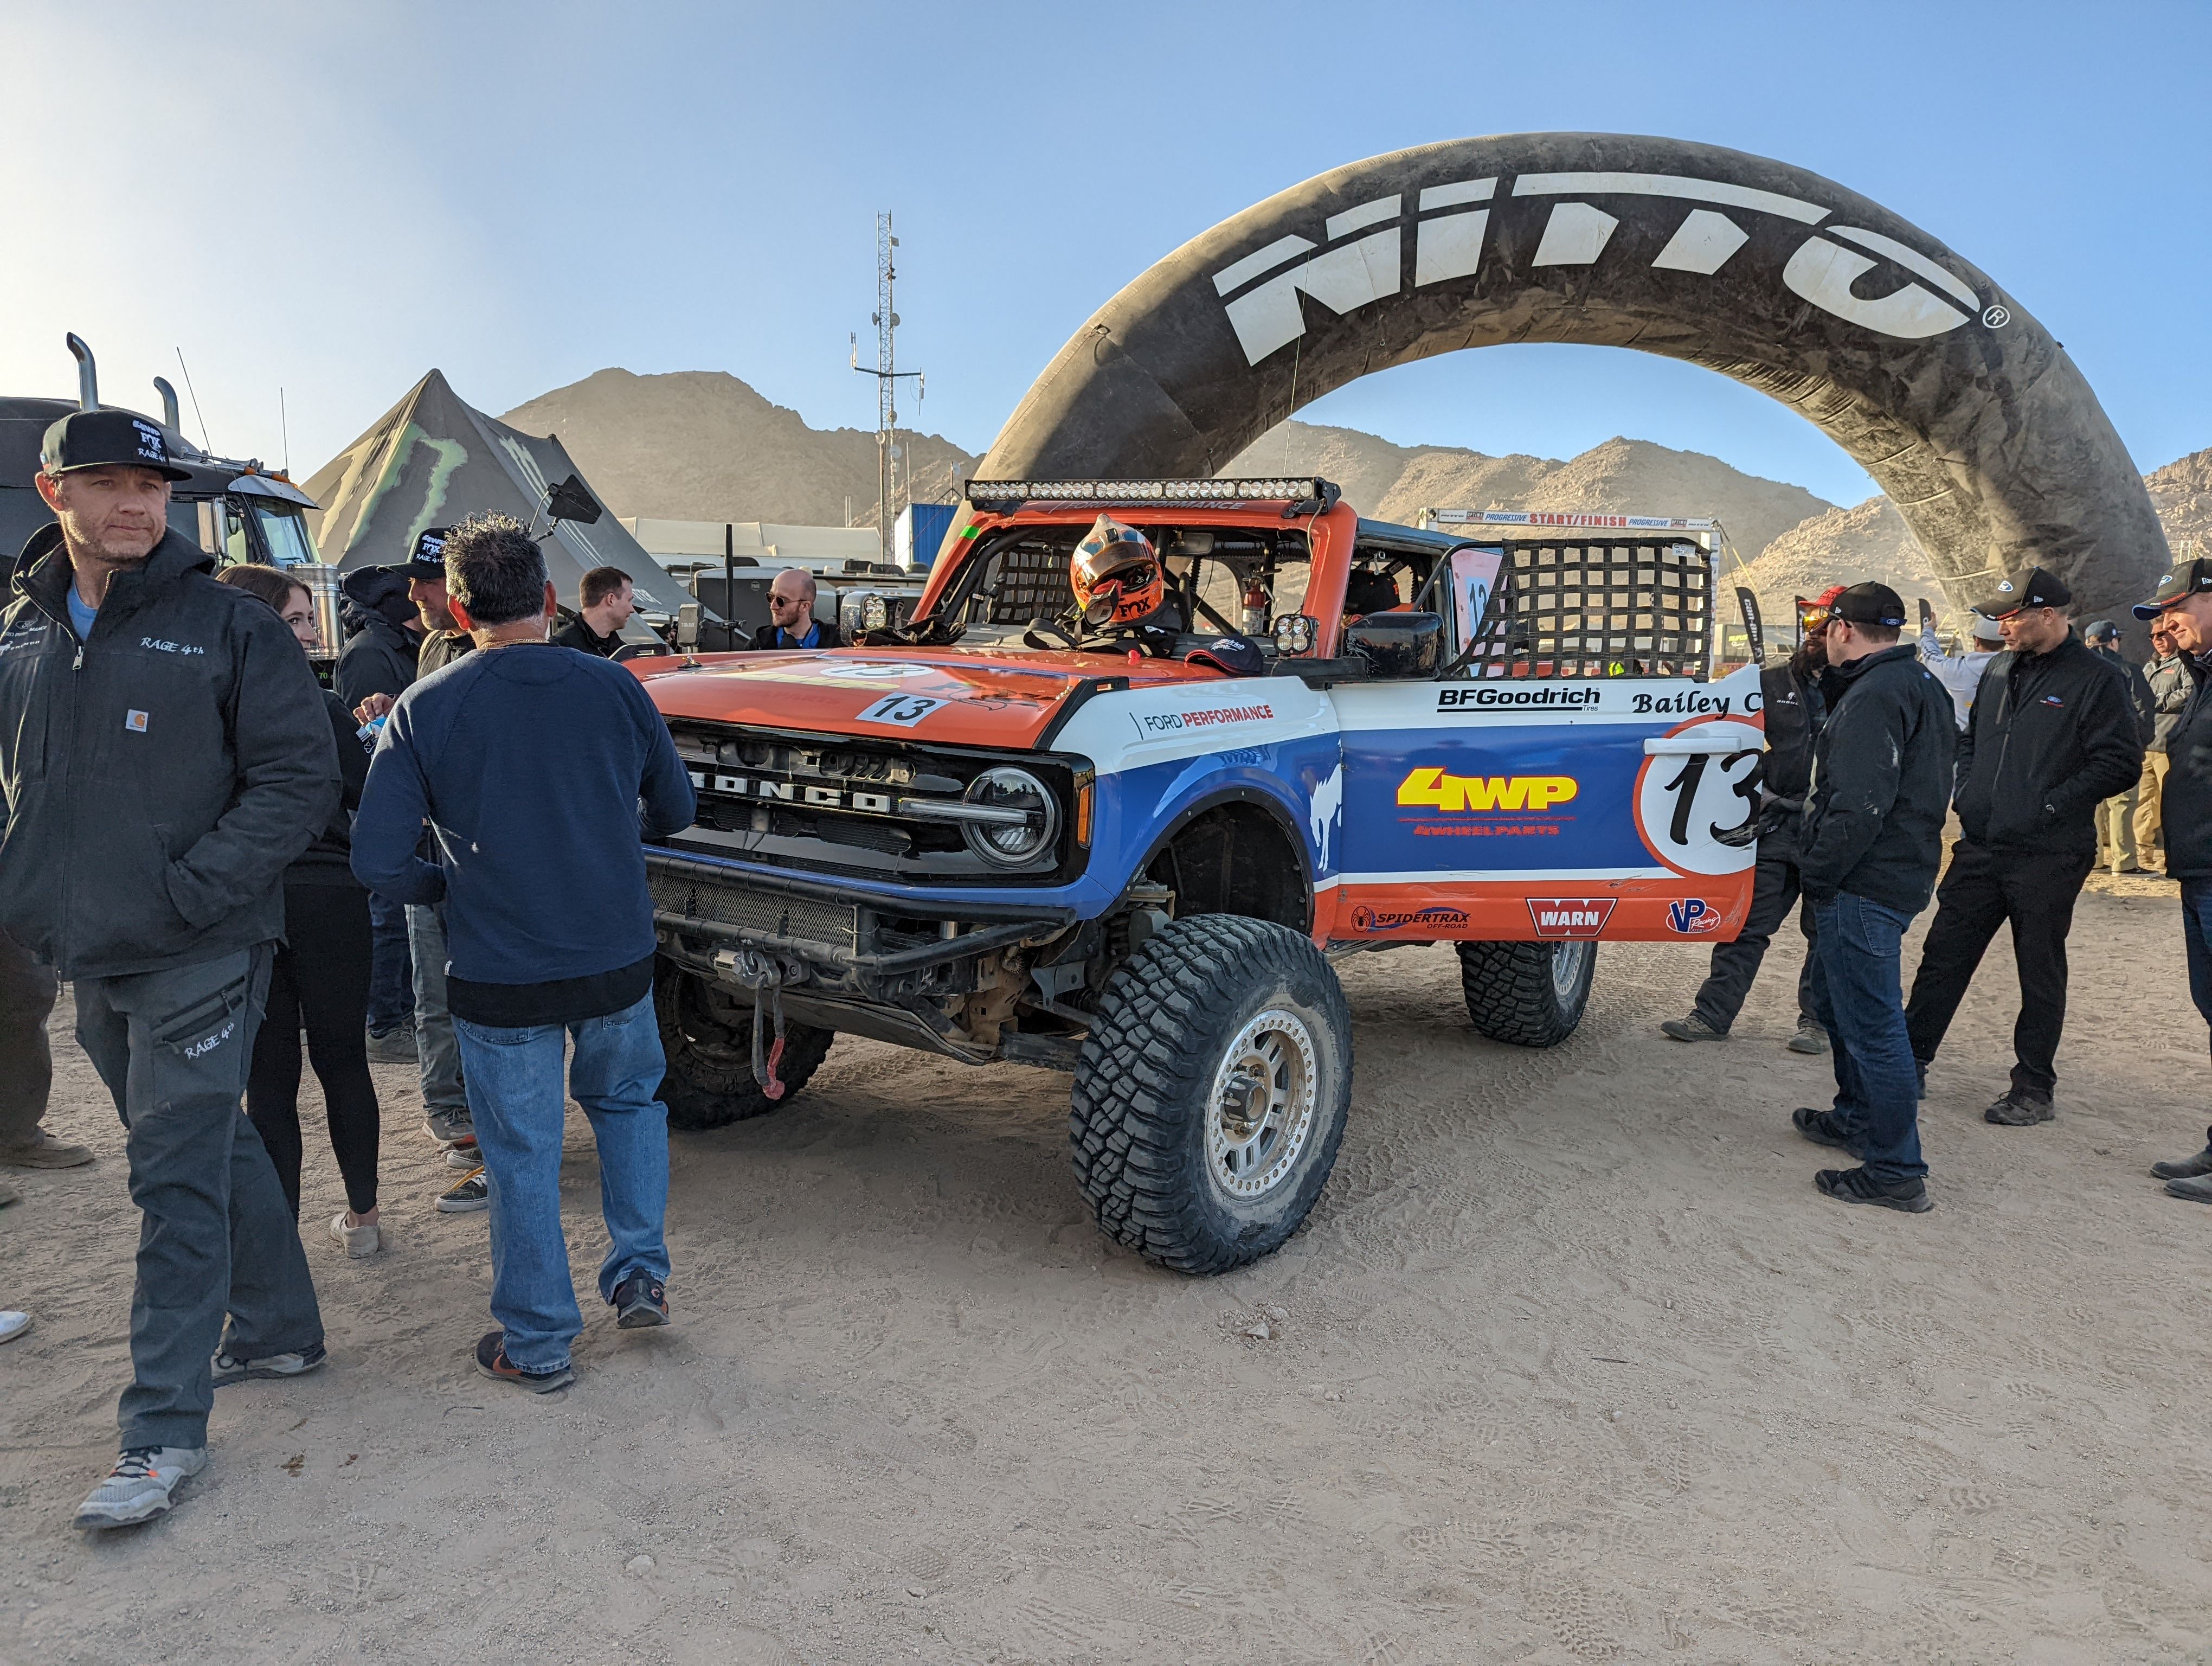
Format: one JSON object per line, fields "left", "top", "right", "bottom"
{"left": 3, "top": 872, "right": 2210, "bottom": 1665}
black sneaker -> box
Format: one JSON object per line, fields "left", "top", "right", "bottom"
{"left": 2151, "top": 1130, "right": 2212, "bottom": 1180}
{"left": 2165, "top": 1175, "right": 2212, "bottom": 1204}
{"left": 473, "top": 1331, "right": 574, "bottom": 1393}
{"left": 610, "top": 1271, "right": 670, "bottom": 1329}
{"left": 1792, "top": 1106, "right": 1861, "bottom": 1156}
{"left": 211, "top": 1341, "right": 327, "bottom": 1387}
{"left": 1815, "top": 1166, "right": 1932, "bottom": 1213}
{"left": 1984, "top": 1088, "right": 2055, "bottom": 1126}
{"left": 436, "top": 1168, "right": 488, "bottom": 1213}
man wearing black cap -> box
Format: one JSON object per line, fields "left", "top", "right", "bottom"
{"left": 2132, "top": 557, "right": 2212, "bottom": 1200}
{"left": 0, "top": 411, "right": 338, "bottom": 1528}
{"left": 1790, "top": 581, "right": 1956, "bottom": 1212}
{"left": 1901, "top": 567, "right": 2143, "bottom": 1128}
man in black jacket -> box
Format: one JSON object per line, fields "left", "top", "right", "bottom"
{"left": 1902, "top": 568, "right": 2143, "bottom": 1127}
{"left": 333, "top": 563, "right": 423, "bottom": 1058}
{"left": 0, "top": 412, "right": 339, "bottom": 1529}
{"left": 1790, "top": 582, "right": 1957, "bottom": 1212}
{"left": 2135, "top": 559, "right": 2212, "bottom": 1200}
{"left": 1662, "top": 604, "right": 1831, "bottom": 1052}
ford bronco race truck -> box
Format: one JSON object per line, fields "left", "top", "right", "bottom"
{"left": 633, "top": 478, "right": 1766, "bottom": 1274}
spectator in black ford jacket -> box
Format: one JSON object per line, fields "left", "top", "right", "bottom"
{"left": 1789, "top": 582, "right": 1957, "bottom": 1213}
{"left": 2135, "top": 559, "right": 2212, "bottom": 1201}
{"left": 0, "top": 412, "right": 339, "bottom": 1530}
{"left": 2136, "top": 623, "right": 2191, "bottom": 873}
{"left": 1902, "top": 569, "right": 2143, "bottom": 1128}
{"left": 1662, "top": 594, "right": 1832, "bottom": 1053}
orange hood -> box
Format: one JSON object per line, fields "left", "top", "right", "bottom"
{"left": 631, "top": 646, "right": 1232, "bottom": 749}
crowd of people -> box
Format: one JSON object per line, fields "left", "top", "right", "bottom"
{"left": 5, "top": 407, "right": 2212, "bottom": 1532}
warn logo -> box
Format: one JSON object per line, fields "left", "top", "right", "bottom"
{"left": 1526, "top": 898, "right": 1616, "bottom": 938}
{"left": 1397, "top": 769, "right": 1578, "bottom": 812}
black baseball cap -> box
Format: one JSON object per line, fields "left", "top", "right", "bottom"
{"left": 1971, "top": 566, "right": 2070, "bottom": 619}
{"left": 1829, "top": 581, "right": 1906, "bottom": 628}
{"left": 2134, "top": 557, "right": 2212, "bottom": 620}
{"left": 39, "top": 409, "right": 191, "bottom": 482}
{"left": 400, "top": 527, "right": 451, "bottom": 581}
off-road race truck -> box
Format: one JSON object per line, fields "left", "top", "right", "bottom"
{"left": 634, "top": 477, "right": 1766, "bottom": 1273}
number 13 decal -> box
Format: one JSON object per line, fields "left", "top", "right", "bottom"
{"left": 1632, "top": 719, "right": 1763, "bottom": 877}
{"left": 857, "top": 694, "right": 947, "bottom": 728}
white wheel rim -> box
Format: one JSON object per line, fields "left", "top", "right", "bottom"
{"left": 1551, "top": 939, "right": 1592, "bottom": 1002}
{"left": 1206, "top": 1008, "right": 1320, "bottom": 1201}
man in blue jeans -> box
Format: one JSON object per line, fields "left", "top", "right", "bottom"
{"left": 1788, "top": 583, "right": 1957, "bottom": 1212}
{"left": 352, "top": 514, "right": 695, "bottom": 1390}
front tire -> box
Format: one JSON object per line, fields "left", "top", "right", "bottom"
{"left": 1456, "top": 938, "right": 1595, "bottom": 1047}
{"left": 653, "top": 959, "right": 834, "bottom": 1131}
{"left": 1070, "top": 915, "right": 1352, "bottom": 1275}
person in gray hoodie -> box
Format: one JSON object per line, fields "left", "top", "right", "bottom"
{"left": 0, "top": 411, "right": 338, "bottom": 1532}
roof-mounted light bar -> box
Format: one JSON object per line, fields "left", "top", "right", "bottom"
{"left": 965, "top": 476, "right": 1339, "bottom": 512}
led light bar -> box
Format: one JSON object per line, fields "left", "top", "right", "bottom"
{"left": 965, "top": 477, "right": 1332, "bottom": 507}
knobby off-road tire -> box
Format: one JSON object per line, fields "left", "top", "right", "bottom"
{"left": 653, "top": 959, "right": 834, "bottom": 1131}
{"left": 1070, "top": 914, "right": 1352, "bottom": 1275}
{"left": 1456, "top": 939, "right": 1596, "bottom": 1048}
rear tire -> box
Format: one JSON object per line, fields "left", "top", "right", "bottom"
{"left": 1456, "top": 938, "right": 1594, "bottom": 1047}
{"left": 1070, "top": 914, "right": 1352, "bottom": 1275}
{"left": 653, "top": 959, "right": 834, "bottom": 1131}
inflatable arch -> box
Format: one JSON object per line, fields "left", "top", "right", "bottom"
{"left": 975, "top": 134, "right": 2168, "bottom": 626}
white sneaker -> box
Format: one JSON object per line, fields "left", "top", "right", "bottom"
{"left": 75, "top": 1446, "right": 208, "bottom": 1530}
{"left": 0, "top": 1310, "right": 29, "bottom": 1344}
{"left": 330, "top": 1212, "right": 380, "bottom": 1258}
{"left": 445, "top": 1144, "right": 481, "bottom": 1170}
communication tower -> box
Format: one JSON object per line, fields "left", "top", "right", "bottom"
{"left": 851, "top": 212, "right": 924, "bottom": 562}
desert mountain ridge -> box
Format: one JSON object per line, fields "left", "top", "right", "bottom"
{"left": 494, "top": 367, "right": 2207, "bottom": 619}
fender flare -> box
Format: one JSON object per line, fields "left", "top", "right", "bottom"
{"left": 1114, "top": 783, "right": 1315, "bottom": 931}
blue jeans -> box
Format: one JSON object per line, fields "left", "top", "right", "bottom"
{"left": 2181, "top": 880, "right": 2212, "bottom": 1054}
{"left": 365, "top": 891, "right": 414, "bottom": 1034}
{"left": 453, "top": 990, "right": 670, "bottom": 1372}
{"left": 1808, "top": 893, "right": 1928, "bottom": 1183}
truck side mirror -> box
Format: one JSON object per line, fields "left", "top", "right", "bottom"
{"left": 1344, "top": 611, "right": 1445, "bottom": 679}
{"left": 676, "top": 601, "right": 701, "bottom": 651}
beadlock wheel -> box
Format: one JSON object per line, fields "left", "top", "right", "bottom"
{"left": 1205, "top": 1009, "right": 1320, "bottom": 1202}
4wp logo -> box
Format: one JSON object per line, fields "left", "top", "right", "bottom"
{"left": 1397, "top": 768, "right": 1578, "bottom": 812}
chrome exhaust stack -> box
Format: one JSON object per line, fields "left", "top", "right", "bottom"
{"left": 65, "top": 334, "right": 97, "bottom": 409}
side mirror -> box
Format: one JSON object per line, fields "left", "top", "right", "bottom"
{"left": 1273, "top": 613, "right": 1316, "bottom": 656}
{"left": 1344, "top": 611, "right": 1445, "bottom": 680}
{"left": 676, "top": 601, "right": 701, "bottom": 651}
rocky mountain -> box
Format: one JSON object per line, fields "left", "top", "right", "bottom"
{"left": 500, "top": 368, "right": 977, "bottom": 530}
{"left": 2148, "top": 448, "right": 2212, "bottom": 561}
{"left": 1229, "top": 422, "right": 1835, "bottom": 561}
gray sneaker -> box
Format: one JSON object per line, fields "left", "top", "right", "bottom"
{"left": 423, "top": 1107, "right": 473, "bottom": 1146}
{"left": 211, "top": 1341, "right": 327, "bottom": 1388}
{"left": 1660, "top": 1014, "right": 1726, "bottom": 1042}
{"left": 1786, "top": 1019, "right": 1830, "bottom": 1055}
{"left": 75, "top": 1446, "right": 208, "bottom": 1530}
{"left": 365, "top": 1023, "right": 416, "bottom": 1063}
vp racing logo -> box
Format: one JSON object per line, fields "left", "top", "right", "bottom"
{"left": 1667, "top": 898, "right": 1724, "bottom": 934}
{"left": 1211, "top": 171, "right": 1992, "bottom": 364}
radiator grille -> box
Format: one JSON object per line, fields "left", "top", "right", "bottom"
{"left": 650, "top": 869, "right": 858, "bottom": 953}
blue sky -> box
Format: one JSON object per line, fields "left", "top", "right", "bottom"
{"left": 4, "top": 1, "right": 2206, "bottom": 510}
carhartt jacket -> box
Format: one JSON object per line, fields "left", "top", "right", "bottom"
{"left": 0, "top": 527, "right": 339, "bottom": 978}
{"left": 1954, "top": 632, "right": 2144, "bottom": 857}
{"left": 1798, "top": 642, "right": 1957, "bottom": 913}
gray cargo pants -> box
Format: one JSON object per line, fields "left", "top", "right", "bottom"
{"left": 74, "top": 945, "right": 323, "bottom": 1451}
{"left": 406, "top": 904, "right": 467, "bottom": 1117}
{"left": 0, "top": 927, "right": 58, "bottom": 1146}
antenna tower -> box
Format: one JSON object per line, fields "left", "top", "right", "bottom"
{"left": 851, "top": 211, "right": 923, "bottom": 562}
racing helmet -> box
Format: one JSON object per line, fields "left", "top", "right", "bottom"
{"left": 1070, "top": 515, "right": 1163, "bottom": 628}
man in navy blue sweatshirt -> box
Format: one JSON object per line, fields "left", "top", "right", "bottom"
{"left": 351, "top": 515, "right": 695, "bottom": 1392}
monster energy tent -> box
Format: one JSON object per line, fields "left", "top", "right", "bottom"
{"left": 304, "top": 369, "right": 685, "bottom": 618}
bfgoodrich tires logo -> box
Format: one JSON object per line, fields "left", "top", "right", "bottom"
{"left": 1212, "top": 169, "right": 1991, "bottom": 363}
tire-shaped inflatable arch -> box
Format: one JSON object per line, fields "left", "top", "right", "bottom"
{"left": 974, "top": 133, "right": 2168, "bottom": 625}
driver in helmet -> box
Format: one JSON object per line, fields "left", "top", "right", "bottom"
{"left": 1068, "top": 515, "right": 1176, "bottom": 652}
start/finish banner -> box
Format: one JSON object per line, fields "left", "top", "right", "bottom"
{"left": 1426, "top": 508, "right": 1718, "bottom": 531}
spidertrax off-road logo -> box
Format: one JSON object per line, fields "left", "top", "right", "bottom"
{"left": 1211, "top": 169, "right": 1991, "bottom": 364}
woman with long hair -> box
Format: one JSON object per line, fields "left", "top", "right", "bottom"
{"left": 216, "top": 565, "right": 384, "bottom": 1254}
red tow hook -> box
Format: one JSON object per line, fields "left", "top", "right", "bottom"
{"left": 762, "top": 1034, "right": 787, "bottom": 1101}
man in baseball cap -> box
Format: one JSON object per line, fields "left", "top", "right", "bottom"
{"left": 2137, "top": 552, "right": 2212, "bottom": 1201}
{"left": 39, "top": 408, "right": 193, "bottom": 484}
{"left": 1903, "top": 563, "right": 2142, "bottom": 1129}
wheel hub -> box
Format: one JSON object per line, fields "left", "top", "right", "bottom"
{"left": 1206, "top": 1008, "right": 1320, "bottom": 1200}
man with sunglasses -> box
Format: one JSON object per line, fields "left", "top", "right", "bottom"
{"left": 1901, "top": 568, "right": 2143, "bottom": 1127}
{"left": 753, "top": 568, "right": 845, "bottom": 650}
{"left": 1660, "top": 586, "right": 1837, "bottom": 1053}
